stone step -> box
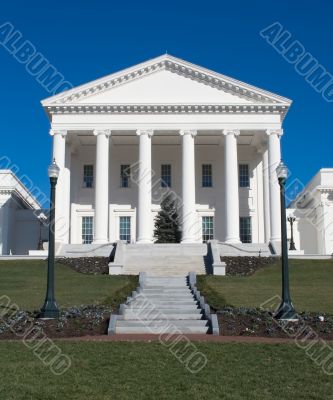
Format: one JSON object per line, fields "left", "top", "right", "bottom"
{"left": 136, "top": 295, "right": 194, "bottom": 301}
{"left": 130, "top": 299, "right": 198, "bottom": 305}
{"left": 122, "top": 312, "right": 203, "bottom": 320}
{"left": 125, "top": 303, "right": 197, "bottom": 312}
{"left": 124, "top": 268, "right": 206, "bottom": 276}
{"left": 123, "top": 307, "right": 201, "bottom": 315}
{"left": 115, "top": 319, "right": 209, "bottom": 334}
{"left": 139, "top": 289, "right": 193, "bottom": 295}
{"left": 142, "top": 286, "right": 189, "bottom": 291}
{"left": 144, "top": 281, "right": 188, "bottom": 286}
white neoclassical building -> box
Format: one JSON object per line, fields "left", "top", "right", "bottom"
{"left": 41, "top": 55, "right": 292, "bottom": 253}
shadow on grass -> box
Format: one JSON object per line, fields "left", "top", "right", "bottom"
{"left": 99, "top": 275, "right": 138, "bottom": 310}
{"left": 197, "top": 276, "right": 233, "bottom": 311}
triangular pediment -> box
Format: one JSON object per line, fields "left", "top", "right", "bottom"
{"left": 74, "top": 69, "right": 255, "bottom": 105}
{"left": 42, "top": 55, "right": 291, "bottom": 108}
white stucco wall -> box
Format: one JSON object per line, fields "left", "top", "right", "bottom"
{"left": 290, "top": 169, "right": 333, "bottom": 255}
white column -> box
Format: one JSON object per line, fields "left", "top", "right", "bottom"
{"left": 51, "top": 129, "right": 69, "bottom": 244}
{"left": 93, "top": 129, "right": 111, "bottom": 244}
{"left": 64, "top": 143, "right": 71, "bottom": 243}
{"left": 261, "top": 145, "right": 271, "bottom": 243}
{"left": 223, "top": 129, "right": 241, "bottom": 243}
{"left": 267, "top": 129, "right": 283, "bottom": 242}
{"left": 136, "top": 129, "right": 153, "bottom": 243}
{"left": 180, "top": 129, "right": 197, "bottom": 243}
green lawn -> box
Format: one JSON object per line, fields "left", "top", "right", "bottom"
{"left": 0, "top": 342, "right": 332, "bottom": 400}
{"left": 198, "top": 259, "right": 333, "bottom": 313}
{"left": 1, "top": 259, "right": 332, "bottom": 313}
{"left": 0, "top": 260, "right": 137, "bottom": 311}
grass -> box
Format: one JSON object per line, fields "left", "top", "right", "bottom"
{"left": 198, "top": 259, "right": 333, "bottom": 313}
{"left": 1, "top": 259, "right": 332, "bottom": 313}
{"left": 0, "top": 260, "right": 137, "bottom": 311}
{"left": 0, "top": 341, "right": 332, "bottom": 400}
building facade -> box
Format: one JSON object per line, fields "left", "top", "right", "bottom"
{"left": 288, "top": 169, "right": 333, "bottom": 255}
{"left": 41, "top": 55, "right": 292, "bottom": 250}
{"left": 0, "top": 170, "right": 46, "bottom": 254}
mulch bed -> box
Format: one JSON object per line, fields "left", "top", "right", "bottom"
{"left": 221, "top": 256, "right": 277, "bottom": 276}
{"left": 217, "top": 307, "right": 333, "bottom": 340}
{"left": 0, "top": 306, "right": 111, "bottom": 340}
{"left": 56, "top": 257, "right": 109, "bottom": 274}
{"left": 1, "top": 305, "right": 332, "bottom": 341}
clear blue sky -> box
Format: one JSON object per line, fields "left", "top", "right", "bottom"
{"left": 0, "top": 0, "right": 332, "bottom": 201}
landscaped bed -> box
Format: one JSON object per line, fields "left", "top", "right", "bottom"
{"left": 0, "top": 259, "right": 332, "bottom": 340}
{"left": 0, "top": 260, "right": 137, "bottom": 340}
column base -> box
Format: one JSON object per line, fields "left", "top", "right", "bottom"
{"left": 93, "top": 239, "right": 109, "bottom": 245}
{"left": 224, "top": 238, "right": 241, "bottom": 244}
{"left": 136, "top": 239, "right": 153, "bottom": 244}
{"left": 181, "top": 238, "right": 198, "bottom": 244}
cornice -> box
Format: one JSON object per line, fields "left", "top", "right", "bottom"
{"left": 45, "top": 103, "right": 289, "bottom": 119}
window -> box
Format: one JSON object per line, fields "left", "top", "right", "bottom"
{"left": 202, "top": 164, "right": 212, "bottom": 187}
{"left": 120, "top": 164, "right": 131, "bottom": 188}
{"left": 240, "top": 217, "right": 252, "bottom": 243}
{"left": 83, "top": 165, "right": 93, "bottom": 188}
{"left": 239, "top": 164, "right": 250, "bottom": 187}
{"left": 161, "top": 164, "right": 171, "bottom": 187}
{"left": 82, "top": 216, "right": 93, "bottom": 244}
{"left": 119, "top": 216, "right": 131, "bottom": 243}
{"left": 202, "top": 216, "right": 214, "bottom": 243}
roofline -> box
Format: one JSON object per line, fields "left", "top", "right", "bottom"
{"left": 0, "top": 170, "right": 41, "bottom": 210}
{"left": 290, "top": 168, "right": 333, "bottom": 207}
{"left": 41, "top": 54, "right": 292, "bottom": 107}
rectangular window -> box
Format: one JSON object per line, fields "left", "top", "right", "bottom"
{"left": 202, "top": 216, "right": 214, "bottom": 243}
{"left": 82, "top": 216, "right": 93, "bottom": 244}
{"left": 119, "top": 216, "right": 131, "bottom": 243}
{"left": 239, "top": 164, "right": 250, "bottom": 187}
{"left": 83, "top": 165, "right": 93, "bottom": 188}
{"left": 240, "top": 217, "right": 252, "bottom": 243}
{"left": 202, "top": 164, "right": 212, "bottom": 187}
{"left": 120, "top": 164, "right": 131, "bottom": 188}
{"left": 161, "top": 164, "right": 171, "bottom": 187}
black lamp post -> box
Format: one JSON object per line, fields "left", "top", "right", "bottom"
{"left": 38, "top": 160, "right": 60, "bottom": 319}
{"left": 274, "top": 160, "right": 298, "bottom": 321}
{"left": 287, "top": 216, "right": 297, "bottom": 251}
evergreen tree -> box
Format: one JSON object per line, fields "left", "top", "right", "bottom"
{"left": 154, "top": 194, "right": 181, "bottom": 243}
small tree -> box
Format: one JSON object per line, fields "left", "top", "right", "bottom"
{"left": 154, "top": 194, "right": 181, "bottom": 243}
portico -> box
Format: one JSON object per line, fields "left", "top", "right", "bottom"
{"left": 42, "top": 55, "right": 291, "bottom": 250}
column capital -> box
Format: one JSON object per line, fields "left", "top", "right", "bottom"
{"left": 50, "top": 129, "right": 67, "bottom": 137}
{"left": 179, "top": 129, "right": 197, "bottom": 137}
{"left": 136, "top": 129, "right": 154, "bottom": 137}
{"left": 93, "top": 129, "right": 111, "bottom": 137}
{"left": 222, "top": 129, "right": 240, "bottom": 137}
{"left": 266, "top": 129, "right": 283, "bottom": 137}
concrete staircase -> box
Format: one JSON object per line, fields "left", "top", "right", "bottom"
{"left": 108, "top": 274, "right": 218, "bottom": 334}
{"left": 121, "top": 244, "right": 207, "bottom": 275}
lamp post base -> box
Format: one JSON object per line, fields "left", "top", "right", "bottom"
{"left": 274, "top": 300, "right": 298, "bottom": 321}
{"left": 38, "top": 300, "right": 60, "bottom": 319}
